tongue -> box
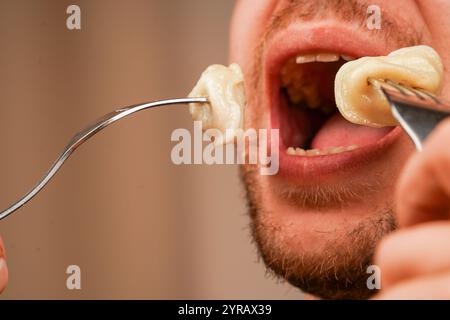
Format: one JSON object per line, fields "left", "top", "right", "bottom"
{"left": 310, "top": 112, "right": 393, "bottom": 149}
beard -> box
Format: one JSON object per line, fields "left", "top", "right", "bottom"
{"left": 240, "top": 165, "right": 398, "bottom": 299}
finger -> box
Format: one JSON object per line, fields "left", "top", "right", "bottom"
{"left": 375, "top": 221, "right": 450, "bottom": 288}
{"left": 0, "top": 236, "right": 4, "bottom": 258}
{"left": 0, "top": 236, "right": 7, "bottom": 293}
{"left": 374, "top": 269, "right": 450, "bottom": 300}
{"left": 0, "top": 258, "right": 7, "bottom": 293}
{"left": 396, "top": 118, "right": 450, "bottom": 227}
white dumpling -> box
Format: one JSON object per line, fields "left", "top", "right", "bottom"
{"left": 188, "top": 63, "right": 245, "bottom": 144}
{"left": 335, "top": 45, "right": 443, "bottom": 127}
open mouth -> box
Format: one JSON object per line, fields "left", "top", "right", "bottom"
{"left": 262, "top": 26, "right": 406, "bottom": 179}
{"left": 277, "top": 51, "right": 394, "bottom": 157}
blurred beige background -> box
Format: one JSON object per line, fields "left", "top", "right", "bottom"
{"left": 0, "top": 0, "right": 303, "bottom": 299}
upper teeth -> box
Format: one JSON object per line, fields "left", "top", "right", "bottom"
{"left": 295, "top": 53, "right": 356, "bottom": 64}
{"left": 295, "top": 54, "right": 316, "bottom": 64}
{"left": 341, "top": 54, "right": 356, "bottom": 61}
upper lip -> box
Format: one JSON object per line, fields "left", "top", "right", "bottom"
{"left": 262, "top": 22, "right": 404, "bottom": 181}
{"left": 265, "top": 23, "right": 391, "bottom": 80}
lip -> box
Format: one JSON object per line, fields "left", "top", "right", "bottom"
{"left": 263, "top": 22, "right": 404, "bottom": 181}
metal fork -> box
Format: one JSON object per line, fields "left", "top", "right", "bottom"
{"left": 368, "top": 78, "right": 450, "bottom": 151}
{"left": 0, "top": 97, "right": 208, "bottom": 220}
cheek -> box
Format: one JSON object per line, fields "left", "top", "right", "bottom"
{"left": 229, "top": 0, "right": 277, "bottom": 69}
{"left": 417, "top": 0, "right": 450, "bottom": 99}
{"left": 230, "top": 0, "right": 278, "bottom": 131}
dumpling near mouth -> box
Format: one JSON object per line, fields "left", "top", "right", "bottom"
{"left": 334, "top": 45, "right": 444, "bottom": 127}
{"left": 188, "top": 63, "right": 245, "bottom": 144}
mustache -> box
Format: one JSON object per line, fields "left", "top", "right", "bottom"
{"left": 263, "top": 0, "right": 424, "bottom": 48}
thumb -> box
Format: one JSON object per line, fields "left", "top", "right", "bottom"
{"left": 396, "top": 118, "right": 450, "bottom": 226}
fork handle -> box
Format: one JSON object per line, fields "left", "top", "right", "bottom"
{"left": 0, "top": 97, "right": 207, "bottom": 221}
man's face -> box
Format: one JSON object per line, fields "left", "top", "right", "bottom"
{"left": 230, "top": 0, "right": 450, "bottom": 299}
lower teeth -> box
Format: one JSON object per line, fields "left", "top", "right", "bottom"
{"left": 286, "top": 145, "right": 358, "bottom": 156}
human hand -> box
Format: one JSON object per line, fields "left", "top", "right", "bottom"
{"left": 0, "top": 236, "right": 7, "bottom": 293}
{"left": 374, "top": 118, "right": 450, "bottom": 299}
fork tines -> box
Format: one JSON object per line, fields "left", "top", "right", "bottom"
{"left": 368, "top": 78, "right": 450, "bottom": 151}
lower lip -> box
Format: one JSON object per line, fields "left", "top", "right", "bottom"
{"left": 275, "top": 126, "right": 402, "bottom": 181}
